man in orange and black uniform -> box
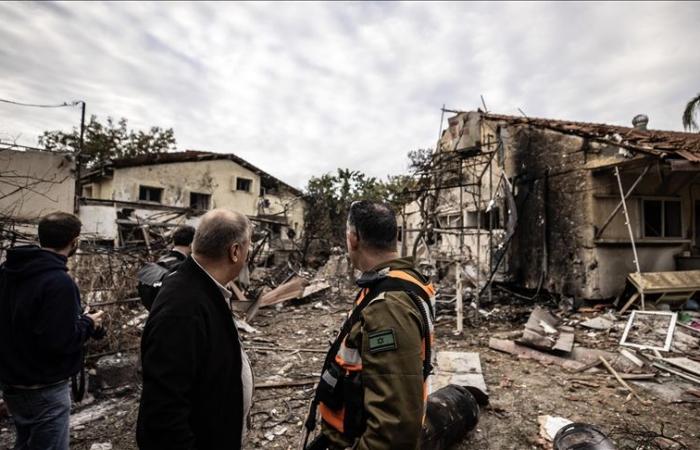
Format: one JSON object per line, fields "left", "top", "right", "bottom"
{"left": 303, "top": 200, "right": 435, "bottom": 450}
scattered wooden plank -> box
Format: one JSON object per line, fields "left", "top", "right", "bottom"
{"left": 619, "top": 292, "right": 640, "bottom": 315}
{"left": 661, "top": 357, "right": 700, "bottom": 378}
{"left": 489, "top": 338, "right": 585, "bottom": 371}
{"left": 619, "top": 348, "right": 645, "bottom": 368}
{"left": 258, "top": 276, "right": 308, "bottom": 307}
{"left": 599, "top": 356, "right": 651, "bottom": 405}
{"left": 254, "top": 379, "right": 317, "bottom": 389}
{"left": 553, "top": 332, "right": 575, "bottom": 354}
{"left": 677, "top": 322, "right": 700, "bottom": 336}
{"left": 652, "top": 363, "right": 700, "bottom": 386}
{"left": 569, "top": 347, "right": 640, "bottom": 373}
{"left": 619, "top": 373, "right": 656, "bottom": 381}
{"left": 581, "top": 317, "right": 615, "bottom": 331}
{"left": 517, "top": 307, "right": 573, "bottom": 354}
{"left": 231, "top": 283, "right": 248, "bottom": 302}
{"left": 246, "top": 345, "right": 327, "bottom": 353}
{"left": 301, "top": 281, "right": 331, "bottom": 298}
{"left": 571, "top": 359, "right": 602, "bottom": 374}
{"left": 568, "top": 373, "right": 656, "bottom": 381}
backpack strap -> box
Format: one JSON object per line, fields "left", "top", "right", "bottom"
{"left": 303, "top": 271, "right": 434, "bottom": 439}
{"left": 157, "top": 255, "right": 183, "bottom": 272}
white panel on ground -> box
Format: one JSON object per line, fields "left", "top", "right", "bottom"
{"left": 433, "top": 351, "right": 487, "bottom": 394}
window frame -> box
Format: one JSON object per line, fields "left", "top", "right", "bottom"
{"left": 235, "top": 177, "right": 253, "bottom": 193}
{"left": 139, "top": 185, "right": 164, "bottom": 204}
{"left": 641, "top": 197, "right": 683, "bottom": 239}
{"left": 189, "top": 191, "right": 211, "bottom": 210}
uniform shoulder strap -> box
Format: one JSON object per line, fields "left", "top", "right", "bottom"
{"left": 376, "top": 274, "right": 435, "bottom": 320}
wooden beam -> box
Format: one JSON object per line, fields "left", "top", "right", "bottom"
{"left": 254, "top": 379, "right": 317, "bottom": 389}
{"left": 599, "top": 356, "right": 651, "bottom": 405}
{"left": 619, "top": 292, "right": 640, "bottom": 315}
{"left": 489, "top": 338, "right": 585, "bottom": 371}
{"left": 246, "top": 345, "right": 327, "bottom": 353}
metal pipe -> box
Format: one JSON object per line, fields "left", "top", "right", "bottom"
{"left": 74, "top": 101, "right": 86, "bottom": 214}
{"left": 614, "top": 166, "right": 641, "bottom": 274}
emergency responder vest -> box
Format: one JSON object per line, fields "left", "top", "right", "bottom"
{"left": 304, "top": 268, "right": 436, "bottom": 442}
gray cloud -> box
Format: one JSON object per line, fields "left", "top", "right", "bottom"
{"left": 0, "top": 1, "right": 698, "bottom": 188}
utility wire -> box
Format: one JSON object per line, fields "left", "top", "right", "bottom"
{"left": 0, "top": 98, "right": 82, "bottom": 108}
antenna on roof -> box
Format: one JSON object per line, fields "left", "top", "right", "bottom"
{"left": 518, "top": 108, "right": 528, "bottom": 118}
{"left": 480, "top": 95, "right": 488, "bottom": 113}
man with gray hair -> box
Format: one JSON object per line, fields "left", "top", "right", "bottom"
{"left": 137, "top": 209, "right": 253, "bottom": 449}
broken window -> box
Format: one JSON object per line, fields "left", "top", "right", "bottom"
{"left": 439, "top": 214, "right": 461, "bottom": 229}
{"left": 236, "top": 177, "right": 252, "bottom": 192}
{"left": 643, "top": 199, "right": 682, "bottom": 238}
{"left": 397, "top": 226, "right": 403, "bottom": 242}
{"left": 465, "top": 211, "right": 478, "bottom": 228}
{"left": 139, "top": 186, "right": 163, "bottom": 203}
{"left": 464, "top": 209, "right": 501, "bottom": 229}
{"left": 665, "top": 201, "right": 682, "bottom": 237}
{"left": 485, "top": 207, "right": 501, "bottom": 229}
{"left": 190, "top": 192, "right": 211, "bottom": 210}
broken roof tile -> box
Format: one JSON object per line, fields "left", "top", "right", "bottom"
{"left": 482, "top": 113, "right": 700, "bottom": 159}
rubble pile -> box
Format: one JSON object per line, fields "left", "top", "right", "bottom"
{"left": 2, "top": 248, "right": 699, "bottom": 449}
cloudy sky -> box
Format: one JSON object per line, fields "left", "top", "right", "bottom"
{"left": 1, "top": 2, "right": 698, "bottom": 188}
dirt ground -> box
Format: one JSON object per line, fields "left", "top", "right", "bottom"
{"left": 1, "top": 289, "right": 699, "bottom": 450}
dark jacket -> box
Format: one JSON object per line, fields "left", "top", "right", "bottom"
{"left": 137, "top": 249, "right": 188, "bottom": 311}
{"left": 136, "top": 256, "right": 244, "bottom": 450}
{"left": 0, "top": 245, "right": 95, "bottom": 386}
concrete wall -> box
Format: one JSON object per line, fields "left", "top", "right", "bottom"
{"left": 90, "top": 159, "right": 305, "bottom": 230}
{"left": 397, "top": 200, "right": 422, "bottom": 257}
{"left": 494, "top": 123, "right": 596, "bottom": 298}
{"left": 106, "top": 160, "right": 260, "bottom": 215}
{"left": 432, "top": 112, "right": 700, "bottom": 299}
{"left": 594, "top": 246, "right": 684, "bottom": 296}
{"left": 0, "top": 149, "right": 75, "bottom": 220}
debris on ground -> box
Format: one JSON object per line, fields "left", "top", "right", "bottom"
{"left": 1, "top": 246, "right": 699, "bottom": 449}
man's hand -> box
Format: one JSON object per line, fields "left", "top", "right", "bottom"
{"left": 84, "top": 306, "right": 105, "bottom": 329}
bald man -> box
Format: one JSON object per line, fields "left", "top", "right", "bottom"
{"left": 137, "top": 209, "right": 253, "bottom": 450}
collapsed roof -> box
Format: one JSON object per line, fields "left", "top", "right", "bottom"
{"left": 85, "top": 150, "right": 303, "bottom": 196}
{"left": 482, "top": 113, "right": 700, "bottom": 161}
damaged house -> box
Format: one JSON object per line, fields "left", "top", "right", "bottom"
{"left": 79, "top": 150, "right": 305, "bottom": 260}
{"left": 0, "top": 143, "right": 77, "bottom": 249}
{"left": 0, "top": 144, "right": 76, "bottom": 220}
{"left": 404, "top": 111, "right": 700, "bottom": 302}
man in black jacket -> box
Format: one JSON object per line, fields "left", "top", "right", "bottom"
{"left": 0, "top": 212, "right": 104, "bottom": 450}
{"left": 137, "top": 224, "right": 195, "bottom": 310}
{"left": 137, "top": 209, "right": 253, "bottom": 449}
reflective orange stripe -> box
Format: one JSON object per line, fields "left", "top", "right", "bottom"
{"left": 319, "top": 403, "right": 345, "bottom": 433}
{"left": 387, "top": 270, "right": 436, "bottom": 297}
{"left": 335, "top": 353, "right": 362, "bottom": 372}
{"left": 354, "top": 288, "right": 369, "bottom": 305}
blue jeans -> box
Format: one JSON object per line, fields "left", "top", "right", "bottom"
{"left": 2, "top": 381, "right": 71, "bottom": 450}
